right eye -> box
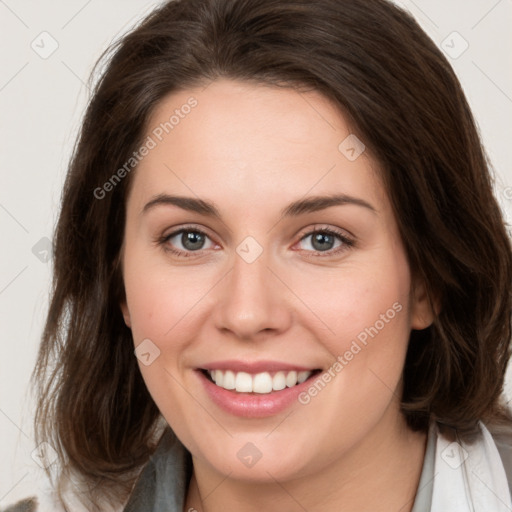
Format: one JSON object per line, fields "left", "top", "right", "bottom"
{"left": 158, "top": 226, "right": 217, "bottom": 258}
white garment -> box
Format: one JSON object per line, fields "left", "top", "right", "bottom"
{"left": 431, "top": 420, "right": 512, "bottom": 511}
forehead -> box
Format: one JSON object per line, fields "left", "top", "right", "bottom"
{"left": 129, "top": 78, "right": 387, "bottom": 216}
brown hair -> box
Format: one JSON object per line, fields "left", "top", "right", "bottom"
{"left": 33, "top": 0, "right": 512, "bottom": 508}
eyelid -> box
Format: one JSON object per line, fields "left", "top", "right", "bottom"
{"left": 294, "top": 223, "right": 355, "bottom": 242}
{"left": 160, "top": 223, "right": 216, "bottom": 241}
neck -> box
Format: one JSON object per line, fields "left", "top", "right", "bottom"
{"left": 184, "top": 411, "right": 428, "bottom": 512}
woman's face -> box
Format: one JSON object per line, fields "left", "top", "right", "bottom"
{"left": 120, "top": 78, "right": 434, "bottom": 482}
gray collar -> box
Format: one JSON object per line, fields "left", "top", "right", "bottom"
{"left": 123, "top": 428, "right": 192, "bottom": 512}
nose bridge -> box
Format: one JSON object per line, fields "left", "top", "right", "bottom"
{"left": 231, "top": 245, "right": 271, "bottom": 299}
{"left": 213, "top": 241, "right": 291, "bottom": 338}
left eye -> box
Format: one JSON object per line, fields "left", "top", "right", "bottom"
{"left": 297, "top": 229, "right": 346, "bottom": 252}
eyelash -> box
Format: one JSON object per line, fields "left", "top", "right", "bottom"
{"left": 157, "top": 224, "right": 355, "bottom": 259}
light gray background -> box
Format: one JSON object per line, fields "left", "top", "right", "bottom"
{"left": 1, "top": 0, "right": 511, "bottom": 505}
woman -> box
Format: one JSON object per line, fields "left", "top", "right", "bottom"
{"left": 4, "top": 0, "right": 511, "bottom": 510}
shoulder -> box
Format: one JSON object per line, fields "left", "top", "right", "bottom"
{"left": 0, "top": 470, "right": 63, "bottom": 512}
{"left": 0, "top": 482, "right": 65, "bottom": 512}
{"left": 487, "top": 420, "right": 512, "bottom": 495}
{"left": 482, "top": 405, "right": 512, "bottom": 500}
{"left": 2, "top": 423, "right": 171, "bottom": 512}
{"left": 0, "top": 471, "right": 124, "bottom": 512}
{"left": 0, "top": 488, "right": 125, "bottom": 512}
{"left": 0, "top": 498, "right": 38, "bottom": 512}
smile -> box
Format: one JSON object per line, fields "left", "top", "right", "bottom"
{"left": 204, "top": 369, "right": 315, "bottom": 394}
{"left": 196, "top": 361, "right": 323, "bottom": 418}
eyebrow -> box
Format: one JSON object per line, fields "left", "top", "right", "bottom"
{"left": 141, "top": 193, "right": 377, "bottom": 218}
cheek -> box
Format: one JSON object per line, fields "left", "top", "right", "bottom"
{"left": 123, "top": 248, "right": 207, "bottom": 346}
{"left": 292, "top": 252, "right": 413, "bottom": 428}
{"left": 295, "top": 254, "right": 411, "bottom": 358}
{"left": 122, "top": 249, "right": 203, "bottom": 431}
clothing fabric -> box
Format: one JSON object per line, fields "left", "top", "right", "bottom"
{"left": 410, "top": 420, "right": 512, "bottom": 512}
{"left": 410, "top": 418, "right": 436, "bottom": 512}
{"left": 123, "top": 430, "right": 192, "bottom": 512}
{"left": 429, "top": 420, "right": 512, "bottom": 511}
{"left": 3, "top": 419, "right": 512, "bottom": 512}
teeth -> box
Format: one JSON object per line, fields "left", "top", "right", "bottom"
{"left": 297, "top": 371, "right": 310, "bottom": 384}
{"left": 253, "top": 372, "right": 272, "bottom": 393}
{"left": 285, "top": 371, "right": 297, "bottom": 387}
{"left": 235, "top": 372, "right": 253, "bottom": 392}
{"left": 223, "top": 370, "right": 236, "bottom": 390}
{"left": 272, "top": 371, "right": 286, "bottom": 391}
{"left": 207, "top": 369, "right": 313, "bottom": 394}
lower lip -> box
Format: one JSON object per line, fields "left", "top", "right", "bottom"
{"left": 196, "top": 370, "right": 318, "bottom": 418}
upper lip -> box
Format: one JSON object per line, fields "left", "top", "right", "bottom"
{"left": 199, "top": 360, "right": 318, "bottom": 374}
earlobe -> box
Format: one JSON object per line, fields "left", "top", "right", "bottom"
{"left": 410, "top": 278, "right": 440, "bottom": 330}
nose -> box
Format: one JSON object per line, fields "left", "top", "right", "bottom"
{"left": 212, "top": 247, "right": 293, "bottom": 341}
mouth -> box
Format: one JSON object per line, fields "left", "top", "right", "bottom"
{"left": 200, "top": 368, "right": 323, "bottom": 394}
{"left": 195, "top": 360, "right": 325, "bottom": 417}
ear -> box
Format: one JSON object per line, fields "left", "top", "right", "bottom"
{"left": 115, "top": 247, "right": 131, "bottom": 328}
{"left": 120, "top": 300, "right": 132, "bottom": 328}
{"left": 410, "top": 276, "right": 440, "bottom": 330}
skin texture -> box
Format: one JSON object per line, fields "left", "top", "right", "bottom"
{"left": 120, "top": 78, "right": 436, "bottom": 512}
